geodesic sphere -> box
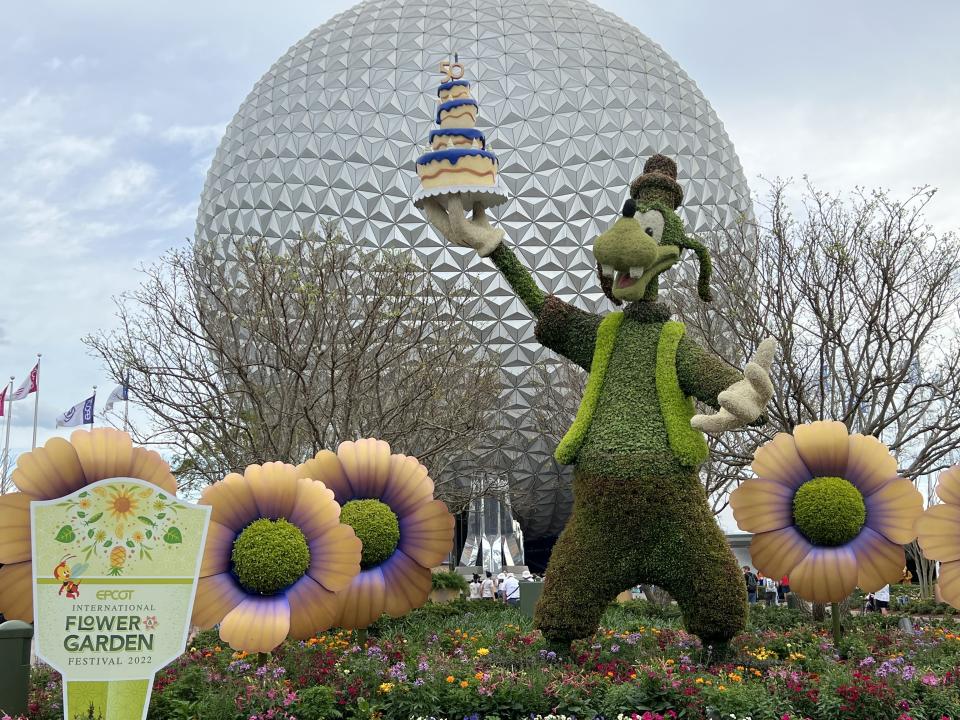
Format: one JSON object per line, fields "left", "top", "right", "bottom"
{"left": 195, "top": 0, "right": 752, "bottom": 540}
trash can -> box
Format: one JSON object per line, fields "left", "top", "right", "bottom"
{"left": 519, "top": 581, "right": 543, "bottom": 618}
{"left": 0, "top": 620, "right": 33, "bottom": 716}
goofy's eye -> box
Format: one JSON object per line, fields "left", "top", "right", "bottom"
{"left": 644, "top": 227, "right": 654, "bottom": 237}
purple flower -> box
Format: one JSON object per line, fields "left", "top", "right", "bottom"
{"left": 255, "top": 665, "right": 268, "bottom": 677}
{"left": 418, "top": 658, "right": 430, "bottom": 672}
{"left": 610, "top": 644, "right": 620, "bottom": 653}
{"left": 860, "top": 656, "right": 875, "bottom": 667}
{"left": 902, "top": 665, "right": 916, "bottom": 680}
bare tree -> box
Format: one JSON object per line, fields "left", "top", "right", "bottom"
{"left": 85, "top": 224, "right": 500, "bottom": 499}
{"left": 671, "top": 181, "right": 960, "bottom": 536}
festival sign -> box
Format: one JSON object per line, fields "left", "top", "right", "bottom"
{"left": 31, "top": 477, "right": 210, "bottom": 720}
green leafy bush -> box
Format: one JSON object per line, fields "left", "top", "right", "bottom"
{"left": 231, "top": 518, "right": 310, "bottom": 594}
{"left": 340, "top": 499, "right": 400, "bottom": 568}
{"left": 431, "top": 570, "right": 469, "bottom": 592}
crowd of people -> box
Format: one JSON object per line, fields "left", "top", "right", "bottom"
{"left": 742, "top": 565, "right": 790, "bottom": 606}
{"left": 467, "top": 569, "right": 540, "bottom": 606}
{"left": 742, "top": 564, "right": 893, "bottom": 614}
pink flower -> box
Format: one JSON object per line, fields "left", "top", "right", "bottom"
{"left": 921, "top": 673, "right": 939, "bottom": 686}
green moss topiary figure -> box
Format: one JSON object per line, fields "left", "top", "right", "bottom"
{"left": 422, "top": 154, "right": 776, "bottom": 648}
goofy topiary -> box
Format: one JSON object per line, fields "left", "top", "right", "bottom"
{"left": 422, "top": 154, "right": 775, "bottom": 649}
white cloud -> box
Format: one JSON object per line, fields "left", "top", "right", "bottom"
{"left": 162, "top": 123, "right": 225, "bottom": 155}
{"left": 87, "top": 160, "right": 158, "bottom": 208}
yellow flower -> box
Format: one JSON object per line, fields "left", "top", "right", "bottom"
{"left": 459, "top": 680, "right": 469, "bottom": 688}
{"left": 695, "top": 678, "right": 704, "bottom": 684}
{"left": 94, "top": 529, "right": 107, "bottom": 542}
{"left": 379, "top": 682, "right": 394, "bottom": 693}
{"left": 446, "top": 675, "right": 455, "bottom": 683}
{"left": 106, "top": 486, "right": 140, "bottom": 521}
{"left": 78, "top": 498, "right": 91, "bottom": 509}
{"left": 915, "top": 465, "right": 960, "bottom": 609}
{"left": 476, "top": 647, "right": 490, "bottom": 656}
{"left": 665, "top": 659, "right": 675, "bottom": 665}
{"left": 132, "top": 530, "right": 145, "bottom": 543}
{"left": 718, "top": 685, "right": 726, "bottom": 691}
{"left": 728, "top": 673, "right": 742, "bottom": 682}
{"left": 731, "top": 422, "right": 923, "bottom": 603}
{"left": 296, "top": 439, "right": 454, "bottom": 630}
{"left": 0, "top": 429, "right": 176, "bottom": 621}
{"left": 192, "top": 462, "right": 362, "bottom": 653}
{"left": 474, "top": 672, "right": 484, "bottom": 680}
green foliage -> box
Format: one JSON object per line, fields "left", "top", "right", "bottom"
{"left": 656, "top": 321, "right": 709, "bottom": 466}
{"left": 231, "top": 518, "right": 310, "bottom": 594}
{"left": 430, "top": 570, "right": 469, "bottom": 591}
{"left": 747, "top": 604, "right": 811, "bottom": 632}
{"left": 289, "top": 686, "right": 340, "bottom": 720}
{"left": 340, "top": 499, "right": 400, "bottom": 569}
{"left": 793, "top": 476, "right": 866, "bottom": 546}
{"left": 489, "top": 241, "right": 546, "bottom": 315}
{"left": 554, "top": 311, "right": 624, "bottom": 464}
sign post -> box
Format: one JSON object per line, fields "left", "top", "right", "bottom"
{"left": 31, "top": 477, "right": 210, "bottom": 720}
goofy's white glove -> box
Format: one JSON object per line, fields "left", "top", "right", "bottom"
{"left": 691, "top": 338, "right": 776, "bottom": 433}
{"left": 422, "top": 194, "right": 504, "bottom": 257}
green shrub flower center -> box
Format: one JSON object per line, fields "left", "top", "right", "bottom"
{"left": 792, "top": 476, "right": 866, "bottom": 546}
{"left": 231, "top": 518, "right": 310, "bottom": 595}
{"left": 340, "top": 499, "right": 400, "bottom": 569}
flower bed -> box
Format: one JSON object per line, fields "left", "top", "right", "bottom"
{"left": 12, "top": 602, "right": 960, "bottom": 720}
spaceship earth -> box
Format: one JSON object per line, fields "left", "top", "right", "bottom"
{"left": 195, "top": 0, "right": 753, "bottom": 542}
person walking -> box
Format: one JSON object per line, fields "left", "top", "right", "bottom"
{"left": 762, "top": 573, "right": 778, "bottom": 606}
{"left": 502, "top": 572, "right": 520, "bottom": 607}
{"left": 778, "top": 574, "right": 790, "bottom": 602}
{"left": 743, "top": 565, "right": 758, "bottom": 604}
{"left": 874, "top": 584, "right": 890, "bottom": 615}
{"left": 480, "top": 570, "right": 495, "bottom": 600}
{"left": 469, "top": 573, "right": 483, "bottom": 600}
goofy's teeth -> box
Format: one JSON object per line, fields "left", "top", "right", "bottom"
{"left": 629, "top": 267, "right": 645, "bottom": 279}
{"left": 601, "top": 264, "right": 615, "bottom": 278}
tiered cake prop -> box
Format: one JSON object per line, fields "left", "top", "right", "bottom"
{"left": 413, "top": 58, "right": 508, "bottom": 210}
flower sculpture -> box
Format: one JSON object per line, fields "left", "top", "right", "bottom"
{"left": 731, "top": 420, "right": 923, "bottom": 603}
{"left": 915, "top": 465, "right": 960, "bottom": 608}
{"left": 0, "top": 428, "right": 176, "bottom": 621}
{"left": 192, "top": 462, "right": 362, "bottom": 652}
{"left": 296, "top": 438, "right": 455, "bottom": 629}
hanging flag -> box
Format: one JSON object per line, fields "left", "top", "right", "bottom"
{"left": 102, "top": 384, "right": 129, "bottom": 412}
{"left": 11, "top": 363, "right": 39, "bottom": 401}
{"left": 0, "top": 384, "right": 6, "bottom": 417}
{"left": 56, "top": 395, "right": 96, "bottom": 428}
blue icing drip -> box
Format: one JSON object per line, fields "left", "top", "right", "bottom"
{"left": 437, "top": 79, "right": 470, "bottom": 95}
{"left": 435, "top": 98, "right": 478, "bottom": 124}
{"left": 429, "top": 128, "right": 486, "bottom": 147}
{"left": 416, "top": 148, "right": 498, "bottom": 166}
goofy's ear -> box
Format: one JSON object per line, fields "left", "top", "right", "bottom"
{"left": 683, "top": 235, "right": 713, "bottom": 302}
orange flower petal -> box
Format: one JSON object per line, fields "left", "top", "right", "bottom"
{"left": 219, "top": 595, "right": 291, "bottom": 653}
{"left": 71, "top": 428, "right": 134, "bottom": 484}
{"left": 938, "top": 560, "right": 960, "bottom": 610}
{"left": 286, "top": 575, "right": 339, "bottom": 640}
{"left": 751, "top": 432, "right": 810, "bottom": 489}
{"left": 789, "top": 545, "right": 858, "bottom": 603}
{"left": 338, "top": 438, "right": 392, "bottom": 499}
{"left": 0, "top": 561, "right": 33, "bottom": 621}
{"left": 865, "top": 478, "right": 924, "bottom": 545}
{"left": 398, "top": 498, "right": 454, "bottom": 568}
{"left": 12, "top": 436, "right": 84, "bottom": 499}
{"left": 199, "top": 472, "right": 259, "bottom": 532}
{"left": 852, "top": 527, "right": 906, "bottom": 592}
{"left": 0, "top": 492, "right": 33, "bottom": 564}
{"left": 936, "top": 465, "right": 960, "bottom": 505}
{"left": 336, "top": 567, "right": 386, "bottom": 629}
{"left": 729, "top": 478, "right": 794, "bottom": 534}
{"left": 845, "top": 433, "right": 898, "bottom": 497}
{"left": 381, "top": 549, "right": 433, "bottom": 617}
{"left": 307, "top": 523, "right": 362, "bottom": 592}
{"left": 381, "top": 454, "right": 435, "bottom": 517}
{"left": 915, "top": 504, "right": 960, "bottom": 563}
{"left": 749, "top": 526, "right": 811, "bottom": 579}
{"left": 295, "top": 450, "right": 352, "bottom": 503}
{"left": 127, "top": 447, "right": 177, "bottom": 494}
{"left": 288, "top": 478, "right": 340, "bottom": 538}
{"left": 793, "top": 420, "right": 849, "bottom": 478}
{"left": 192, "top": 573, "right": 246, "bottom": 628}
{"left": 246, "top": 462, "right": 299, "bottom": 520}
{"left": 199, "top": 521, "right": 235, "bottom": 578}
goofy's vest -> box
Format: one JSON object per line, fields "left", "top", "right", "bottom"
{"left": 554, "top": 313, "right": 709, "bottom": 467}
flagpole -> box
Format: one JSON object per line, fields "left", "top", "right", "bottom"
{"left": 31, "top": 353, "right": 41, "bottom": 450}
{"left": 123, "top": 388, "right": 129, "bottom": 433}
{"left": 1, "top": 377, "right": 12, "bottom": 494}
{"left": 90, "top": 385, "right": 97, "bottom": 428}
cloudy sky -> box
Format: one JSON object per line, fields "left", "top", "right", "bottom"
{"left": 1, "top": 0, "right": 958, "bottom": 473}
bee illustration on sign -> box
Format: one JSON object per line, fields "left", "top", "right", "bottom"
{"left": 53, "top": 554, "right": 87, "bottom": 599}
